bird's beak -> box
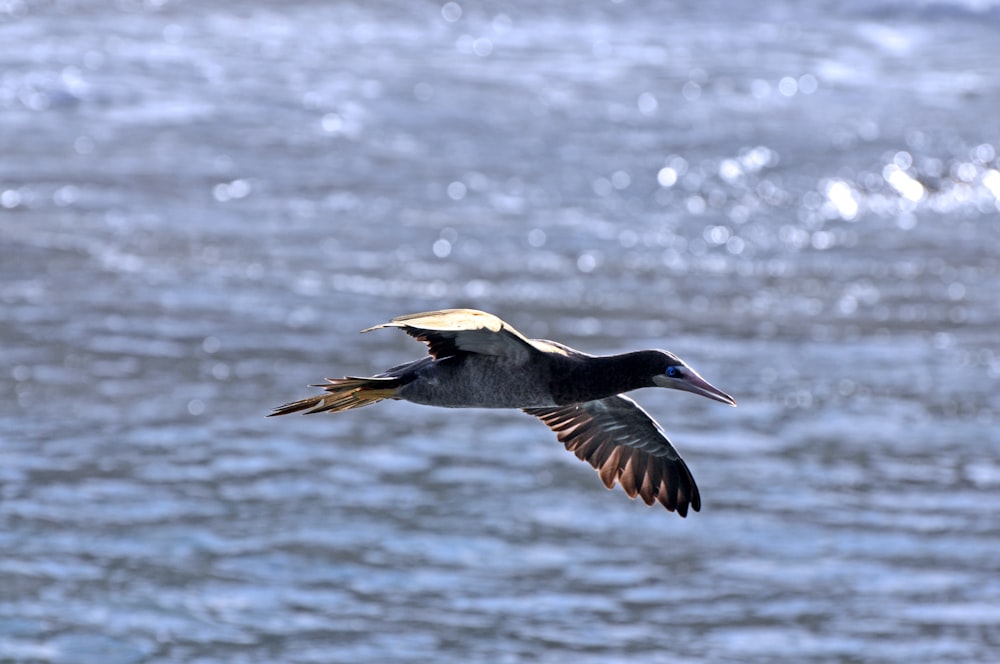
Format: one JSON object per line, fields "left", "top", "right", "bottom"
{"left": 654, "top": 369, "right": 737, "bottom": 406}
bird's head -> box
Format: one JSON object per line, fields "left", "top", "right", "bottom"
{"left": 650, "top": 351, "right": 737, "bottom": 406}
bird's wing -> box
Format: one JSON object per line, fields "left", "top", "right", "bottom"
{"left": 524, "top": 396, "right": 701, "bottom": 516}
{"left": 362, "top": 308, "right": 540, "bottom": 362}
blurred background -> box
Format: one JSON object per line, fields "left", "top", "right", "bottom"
{"left": 2, "top": 0, "right": 999, "bottom": 661}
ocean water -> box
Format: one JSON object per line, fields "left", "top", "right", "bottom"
{"left": 2, "top": 0, "right": 999, "bottom": 661}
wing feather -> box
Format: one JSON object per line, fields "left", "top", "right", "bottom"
{"left": 598, "top": 446, "right": 623, "bottom": 489}
{"left": 362, "top": 308, "right": 541, "bottom": 362}
{"left": 524, "top": 396, "right": 701, "bottom": 517}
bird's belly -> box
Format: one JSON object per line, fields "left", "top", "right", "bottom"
{"left": 396, "top": 360, "right": 556, "bottom": 409}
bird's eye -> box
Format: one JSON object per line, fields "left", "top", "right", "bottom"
{"left": 667, "top": 366, "right": 680, "bottom": 378}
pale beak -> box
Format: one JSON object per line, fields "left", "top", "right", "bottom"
{"left": 653, "top": 369, "right": 737, "bottom": 406}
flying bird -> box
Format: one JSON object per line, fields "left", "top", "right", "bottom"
{"left": 269, "top": 309, "right": 735, "bottom": 517}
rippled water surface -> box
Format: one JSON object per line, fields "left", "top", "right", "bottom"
{"left": 3, "top": 1, "right": 1000, "bottom": 662}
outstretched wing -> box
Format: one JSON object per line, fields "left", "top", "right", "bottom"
{"left": 524, "top": 396, "right": 701, "bottom": 516}
{"left": 362, "top": 308, "right": 540, "bottom": 362}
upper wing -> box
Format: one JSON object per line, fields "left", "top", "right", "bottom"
{"left": 362, "top": 308, "right": 540, "bottom": 362}
{"left": 524, "top": 396, "right": 701, "bottom": 516}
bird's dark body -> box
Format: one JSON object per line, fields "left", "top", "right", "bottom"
{"left": 389, "top": 354, "right": 557, "bottom": 408}
{"left": 388, "top": 348, "right": 665, "bottom": 409}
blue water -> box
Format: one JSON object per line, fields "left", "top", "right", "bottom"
{"left": 2, "top": 1, "right": 999, "bottom": 661}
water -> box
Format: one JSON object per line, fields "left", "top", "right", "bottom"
{"left": 2, "top": 0, "right": 999, "bottom": 661}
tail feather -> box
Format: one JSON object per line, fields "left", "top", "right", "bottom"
{"left": 268, "top": 376, "right": 400, "bottom": 416}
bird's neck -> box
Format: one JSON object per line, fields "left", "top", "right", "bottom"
{"left": 553, "top": 351, "right": 657, "bottom": 404}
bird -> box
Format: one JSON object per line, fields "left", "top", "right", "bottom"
{"left": 269, "top": 308, "right": 735, "bottom": 517}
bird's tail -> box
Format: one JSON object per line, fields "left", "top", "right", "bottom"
{"left": 268, "top": 376, "right": 402, "bottom": 416}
